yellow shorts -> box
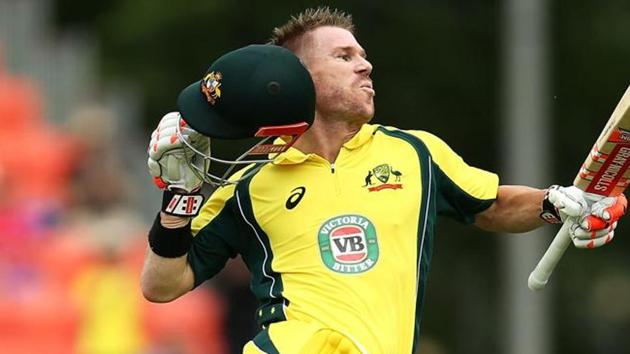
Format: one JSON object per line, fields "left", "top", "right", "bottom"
{"left": 242, "top": 320, "right": 363, "bottom": 354}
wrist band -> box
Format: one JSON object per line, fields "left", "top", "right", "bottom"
{"left": 148, "top": 213, "right": 193, "bottom": 258}
{"left": 540, "top": 187, "right": 562, "bottom": 224}
{"left": 162, "top": 190, "right": 205, "bottom": 217}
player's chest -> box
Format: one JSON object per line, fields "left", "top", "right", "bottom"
{"left": 247, "top": 153, "right": 427, "bottom": 274}
{"left": 249, "top": 153, "right": 426, "bottom": 246}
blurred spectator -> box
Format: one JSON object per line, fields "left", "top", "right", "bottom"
{"left": 0, "top": 49, "right": 228, "bottom": 353}
{"left": 0, "top": 67, "right": 75, "bottom": 236}
{"left": 63, "top": 104, "right": 228, "bottom": 353}
{"left": 0, "top": 48, "right": 80, "bottom": 354}
{"left": 63, "top": 104, "right": 142, "bottom": 249}
{"left": 0, "top": 62, "right": 77, "bottom": 207}
{"left": 71, "top": 248, "right": 145, "bottom": 354}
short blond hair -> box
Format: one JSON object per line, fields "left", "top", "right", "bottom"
{"left": 269, "top": 7, "right": 355, "bottom": 49}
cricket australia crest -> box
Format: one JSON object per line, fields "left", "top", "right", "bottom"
{"left": 318, "top": 214, "right": 379, "bottom": 274}
{"left": 363, "top": 164, "right": 403, "bottom": 192}
{"left": 200, "top": 71, "right": 222, "bottom": 105}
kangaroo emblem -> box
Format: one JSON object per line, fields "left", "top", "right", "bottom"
{"left": 364, "top": 171, "right": 374, "bottom": 186}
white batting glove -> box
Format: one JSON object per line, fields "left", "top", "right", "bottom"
{"left": 545, "top": 185, "right": 627, "bottom": 249}
{"left": 147, "top": 112, "right": 210, "bottom": 193}
{"left": 570, "top": 194, "right": 627, "bottom": 249}
{"left": 546, "top": 185, "right": 588, "bottom": 222}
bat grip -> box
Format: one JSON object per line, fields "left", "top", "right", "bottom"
{"left": 528, "top": 221, "right": 574, "bottom": 291}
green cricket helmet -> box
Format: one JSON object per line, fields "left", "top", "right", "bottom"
{"left": 175, "top": 44, "right": 315, "bottom": 186}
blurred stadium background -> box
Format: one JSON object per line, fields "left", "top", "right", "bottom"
{"left": 0, "top": 0, "right": 628, "bottom": 353}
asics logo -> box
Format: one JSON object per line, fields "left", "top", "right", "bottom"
{"left": 286, "top": 186, "right": 306, "bottom": 210}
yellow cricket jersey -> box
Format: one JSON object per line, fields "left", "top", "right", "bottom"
{"left": 188, "top": 124, "right": 499, "bottom": 354}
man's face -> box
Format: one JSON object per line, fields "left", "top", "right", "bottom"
{"left": 297, "top": 26, "right": 374, "bottom": 123}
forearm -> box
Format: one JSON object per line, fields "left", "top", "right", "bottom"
{"left": 474, "top": 185, "right": 546, "bottom": 233}
{"left": 140, "top": 213, "right": 195, "bottom": 302}
{"left": 141, "top": 249, "right": 195, "bottom": 302}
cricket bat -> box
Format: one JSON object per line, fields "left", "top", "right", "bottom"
{"left": 528, "top": 85, "right": 630, "bottom": 291}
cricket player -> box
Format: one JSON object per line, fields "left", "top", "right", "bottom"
{"left": 141, "top": 7, "right": 627, "bottom": 354}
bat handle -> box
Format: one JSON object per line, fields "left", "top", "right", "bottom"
{"left": 528, "top": 221, "right": 574, "bottom": 291}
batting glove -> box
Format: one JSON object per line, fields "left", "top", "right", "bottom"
{"left": 147, "top": 112, "right": 210, "bottom": 193}
{"left": 570, "top": 193, "right": 627, "bottom": 249}
{"left": 542, "top": 185, "right": 627, "bottom": 249}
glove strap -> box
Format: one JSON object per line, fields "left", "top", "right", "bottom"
{"left": 540, "top": 186, "right": 562, "bottom": 224}
{"left": 161, "top": 190, "right": 205, "bottom": 217}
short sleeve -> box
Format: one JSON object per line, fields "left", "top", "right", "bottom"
{"left": 187, "top": 167, "right": 251, "bottom": 288}
{"left": 188, "top": 196, "right": 241, "bottom": 288}
{"left": 410, "top": 131, "right": 499, "bottom": 224}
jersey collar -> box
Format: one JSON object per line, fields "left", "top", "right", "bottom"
{"left": 342, "top": 123, "right": 378, "bottom": 150}
{"left": 272, "top": 124, "right": 378, "bottom": 165}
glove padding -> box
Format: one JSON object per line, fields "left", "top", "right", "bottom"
{"left": 546, "top": 185, "right": 588, "bottom": 223}
{"left": 547, "top": 185, "right": 627, "bottom": 249}
{"left": 147, "top": 112, "right": 210, "bottom": 193}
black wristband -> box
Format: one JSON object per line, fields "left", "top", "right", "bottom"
{"left": 540, "top": 187, "right": 562, "bottom": 224}
{"left": 148, "top": 213, "right": 193, "bottom": 258}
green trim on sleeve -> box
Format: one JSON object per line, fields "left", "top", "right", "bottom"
{"left": 187, "top": 196, "right": 241, "bottom": 288}
{"left": 434, "top": 166, "right": 496, "bottom": 224}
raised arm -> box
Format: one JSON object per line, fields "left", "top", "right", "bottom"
{"left": 141, "top": 112, "right": 209, "bottom": 303}
{"left": 475, "top": 185, "right": 626, "bottom": 247}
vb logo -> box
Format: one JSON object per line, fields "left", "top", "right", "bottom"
{"left": 285, "top": 186, "right": 306, "bottom": 210}
{"left": 331, "top": 227, "right": 367, "bottom": 262}
{"left": 318, "top": 214, "right": 379, "bottom": 274}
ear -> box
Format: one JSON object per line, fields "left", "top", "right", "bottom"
{"left": 286, "top": 32, "right": 316, "bottom": 67}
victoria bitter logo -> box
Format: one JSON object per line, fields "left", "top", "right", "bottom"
{"left": 317, "top": 214, "right": 379, "bottom": 274}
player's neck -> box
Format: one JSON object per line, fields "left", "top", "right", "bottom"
{"left": 293, "top": 116, "right": 364, "bottom": 163}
